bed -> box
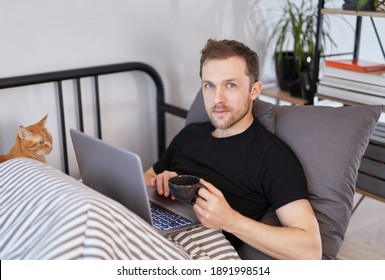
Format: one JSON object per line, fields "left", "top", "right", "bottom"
{"left": 0, "top": 62, "right": 239, "bottom": 260}
{"left": 0, "top": 62, "right": 383, "bottom": 260}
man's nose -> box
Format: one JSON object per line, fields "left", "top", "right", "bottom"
{"left": 214, "top": 87, "right": 225, "bottom": 104}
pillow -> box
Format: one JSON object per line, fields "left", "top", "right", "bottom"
{"left": 0, "top": 158, "right": 190, "bottom": 260}
{"left": 273, "top": 104, "right": 383, "bottom": 259}
{"left": 185, "top": 89, "right": 276, "bottom": 132}
{"left": 0, "top": 158, "right": 240, "bottom": 260}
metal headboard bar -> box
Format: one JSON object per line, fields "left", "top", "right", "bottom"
{"left": 75, "top": 78, "right": 84, "bottom": 132}
{"left": 93, "top": 75, "right": 102, "bottom": 139}
{"left": 0, "top": 62, "right": 188, "bottom": 174}
{"left": 56, "top": 81, "right": 69, "bottom": 174}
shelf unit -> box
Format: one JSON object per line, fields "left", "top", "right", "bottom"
{"left": 312, "top": 2, "right": 385, "bottom": 205}
{"left": 320, "top": 8, "right": 385, "bottom": 18}
{"left": 261, "top": 87, "right": 308, "bottom": 105}
{"left": 312, "top": 2, "right": 385, "bottom": 105}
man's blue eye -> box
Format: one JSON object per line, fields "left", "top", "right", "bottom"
{"left": 205, "top": 83, "right": 214, "bottom": 89}
{"left": 227, "top": 82, "right": 236, "bottom": 88}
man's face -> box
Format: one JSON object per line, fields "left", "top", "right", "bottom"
{"left": 201, "top": 56, "right": 262, "bottom": 136}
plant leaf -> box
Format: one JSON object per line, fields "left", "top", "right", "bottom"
{"left": 356, "top": 0, "right": 370, "bottom": 11}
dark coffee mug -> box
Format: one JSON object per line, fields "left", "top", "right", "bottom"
{"left": 168, "top": 175, "right": 205, "bottom": 202}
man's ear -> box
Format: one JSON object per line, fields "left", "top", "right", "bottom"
{"left": 251, "top": 81, "right": 263, "bottom": 101}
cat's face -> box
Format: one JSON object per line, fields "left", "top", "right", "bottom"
{"left": 18, "top": 115, "right": 53, "bottom": 158}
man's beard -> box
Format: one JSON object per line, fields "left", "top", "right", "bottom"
{"left": 209, "top": 102, "right": 251, "bottom": 130}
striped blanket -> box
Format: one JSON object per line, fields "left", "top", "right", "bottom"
{"left": 0, "top": 158, "right": 239, "bottom": 260}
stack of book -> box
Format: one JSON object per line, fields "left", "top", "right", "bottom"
{"left": 317, "top": 59, "right": 385, "bottom": 105}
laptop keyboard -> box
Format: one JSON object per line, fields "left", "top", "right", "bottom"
{"left": 150, "top": 201, "right": 192, "bottom": 230}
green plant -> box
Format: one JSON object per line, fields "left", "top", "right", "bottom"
{"left": 352, "top": 0, "right": 384, "bottom": 11}
{"left": 264, "top": 0, "right": 335, "bottom": 74}
{"left": 357, "top": 0, "right": 370, "bottom": 10}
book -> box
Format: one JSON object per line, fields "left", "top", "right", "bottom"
{"left": 321, "top": 65, "right": 385, "bottom": 87}
{"left": 319, "top": 76, "right": 385, "bottom": 97}
{"left": 317, "top": 83, "right": 385, "bottom": 105}
{"left": 325, "top": 59, "right": 385, "bottom": 72}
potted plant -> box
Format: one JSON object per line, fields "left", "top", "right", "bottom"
{"left": 345, "top": 0, "right": 385, "bottom": 11}
{"left": 261, "top": 0, "right": 335, "bottom": 98}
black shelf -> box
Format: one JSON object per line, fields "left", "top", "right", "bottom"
{"left": 312, "top": 1, "right": 385, "bottom": 105}
{"left": 314, "top": 2, "right": 385, "bottom": 204}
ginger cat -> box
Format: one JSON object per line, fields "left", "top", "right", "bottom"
{"left": 0, "top": 115, "right": 53, "bottom": 163}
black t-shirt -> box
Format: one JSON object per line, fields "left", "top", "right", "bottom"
{"left": 153, "top": 120, "right": 308, "bottom": 248}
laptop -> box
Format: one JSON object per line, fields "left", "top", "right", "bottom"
{"left": 70, "top": 128, "right": 200, "bottom": 235}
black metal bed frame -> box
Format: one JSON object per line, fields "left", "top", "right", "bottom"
{"left": 0, "top": 62, "right": 188, "bottom": 174}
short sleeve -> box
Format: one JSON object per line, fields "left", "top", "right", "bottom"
{"left": 260, "top": 142, "right": 308, "bottom": 210}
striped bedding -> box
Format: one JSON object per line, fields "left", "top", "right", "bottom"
{"left": 0, "top": 158, "right": 239, "bottom": 260}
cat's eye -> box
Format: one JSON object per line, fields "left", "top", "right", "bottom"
{"left": 39, "top": 140, "right": 45, "bottom": 145}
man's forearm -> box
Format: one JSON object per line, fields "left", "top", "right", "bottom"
{"left": 224, "top": 213, "right": 321, "bottom": 259}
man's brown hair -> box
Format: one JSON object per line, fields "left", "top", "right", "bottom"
{"left": 199, "top": 39, "right": 260, "bottom": 83}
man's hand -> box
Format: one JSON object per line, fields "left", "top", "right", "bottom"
{"left": 146, "top": 168, "right": 178, "bottom": 199}
{"left": 194, "top": 178, "right": 322, "bottom": 259}
{"left": 193, "top": 178, "right": 238, "bottom": 229}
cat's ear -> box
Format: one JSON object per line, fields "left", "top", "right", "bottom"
{"left": 37, "top": 114, "right": 48, "bottom": 127}
{"left": 18, "top": 126, "right": 31, "bottom": 139}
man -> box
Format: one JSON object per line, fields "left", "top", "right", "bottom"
{"left": 144, "top": 39, "right": 322, "bottom": 260}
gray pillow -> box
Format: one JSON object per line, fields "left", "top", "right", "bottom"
{"left": 185, "top": 89, "right": 275, "bottom": 132}
{"left": 273, "top": 104, "right": 383, "bottom": 259}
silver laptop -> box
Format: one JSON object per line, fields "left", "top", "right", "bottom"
{"left": 70, "top": 128, "right": 200, "bottom": 235}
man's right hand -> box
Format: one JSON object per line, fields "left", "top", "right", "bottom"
{"left": 144, "top": 167, "right": 178, "bottom": 199}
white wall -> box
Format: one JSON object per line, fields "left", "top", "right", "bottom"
{"left": 0, "top": 0, "right": 383, "bottom": 176}
{"left": 0, "top": 0, "right": 268, "bottom": 176}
